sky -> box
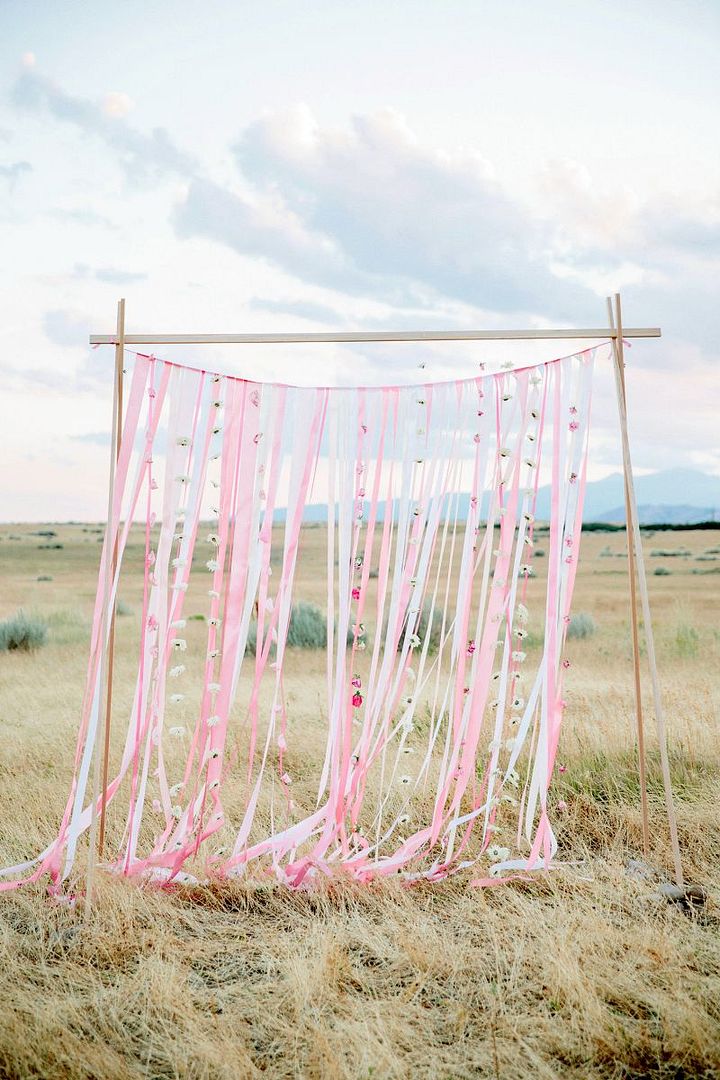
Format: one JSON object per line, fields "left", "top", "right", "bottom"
{"left": 0, "top": 0, "right": 718, "bottom": 520}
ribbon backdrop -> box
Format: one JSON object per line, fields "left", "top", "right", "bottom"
{"left": 2, "top": 346, "right": 600, "bottom": 891}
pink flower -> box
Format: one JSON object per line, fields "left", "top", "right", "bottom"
{"left": 569, "top": 472, "right": 578, "bottom": 484}
{"left": 351, "top": 675, "right": 362, "bottom": 689}
{"left": 352, "top": 587, "right": 361, "bottom": 601}
{"left": 569, "top": 421, "right": 579, "bottom": 432}
{"left": 562, "top": 658, "right": 571, "bottom": 669}
{"left": 565, "top": 536, "right": 573, "bottom": 547}
{"left": 558, "top": 763, "right": 567, "bottom": 773}
{"left": 569, "top": 405, "right": 578, "bottom": 415}
{"left": 557, "top": 800, "right": 568, "bottom": 812}
{"left": 147, "top": 615, "right": 158, "bottom": 631}
{"left": 352, "top": 692, "right": 363, "bottom": 708}
{"left": 466, "top": 640, "right": 476, "bottom": 655}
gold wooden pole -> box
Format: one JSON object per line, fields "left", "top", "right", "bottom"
{"left": 606, "top": 296, "right": 650, "bottom": 856}
{"left": 85, "top": 298, "right": 125, "bottom": 915}
{"left": 608, "top": 293, "right": 683, "bottom": 885}
{"left": 98, "top": 300, "right": 125, "bottom": 857}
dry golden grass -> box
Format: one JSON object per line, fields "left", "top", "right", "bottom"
{"left": 1, "top": 523, "right": 719, "bottom": 1079}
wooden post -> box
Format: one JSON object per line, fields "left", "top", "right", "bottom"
{"left": 607, "top": 297, "right": 650, "bottom": 856}
{"left": 608, "top": 294, "right": 684, "bottom": 886}
{"left": 98, "top": 301, "right": 125, "bottom": 857}
{"left": 85, "top": 298, "right": 125, "bottom": 915}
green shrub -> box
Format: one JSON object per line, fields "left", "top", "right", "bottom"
{"left": 567, "top": 612, "right": 597, "bottom": 639}
{"left": 38, "top": 543, "right": 63, "bottom": 550}
{"left": 653, "top": 566, "right": 671, "bottom": 576}
{"left": 675, "top": 623, "right": 699, "bottom": 658}
{"left": 394, "top": 601, "right": 444, "bottom": 654}
{"left": 187, "top": 612, "right": 205, "bottom": 621}
{"left": 0, "top": 610, "right": 49, "bottom": 652}
{"left": 36, "top": 575, "right": 53, "bottom": 582}
{"left": 246, "top": 601, "right": 329, "bottom": 656}
{"left": 287, "top": 601, "right": 327, "bottom": 649}
{"left": 116, "top": 599, "right": 133, "bottom": 616}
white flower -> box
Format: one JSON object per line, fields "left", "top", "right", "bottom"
{"left": 206, "top": 533, "right": 219, "bottom": 545}
{"left": 515, "top": 628, "right": 527, "bottom": 639}
{"left": 171, "top": 620, "right": 186, "bottom": 630}
{"left": 209, "top": 748, "right": 220, "bottom": 760}
{"left": 524, "top": 512, "right": 534, "bottom": 524}
{"left": 402, "top": 745, "right": 415, "bottom": 755}
{"left": 173, "top": 583, "right": 188, "bottom": 592}
{"left": 524, "top": 459, "right": 536, "bottom": 469}
{"left": 172, "top": 639, "right": 187, "bottom": 652}
{"left": 171, "top": 804, "right": 183, "bottom": 819}
{"left": 206, "top": 559, "right": 219, "bottom": 572}
{"left": 516, "top": 603, "right": 529, "bottom": 622}
{"left": 399, "top": 774, "right": 412, "bottom": 785}
{"left": 175, "top": 474, "right": 191, "bottom": 484}
{"left": 502, "top": 794, "right": 518, "bottom": 807}
{"left": 398, "top": 813, "right": 411, "bottom": 825}
{"left": 508, "top": 769, "right": 520, "bottom": 788}
{"left": 408, "top": 634, "right": 421, "bottom": 649}
{"left": 171, "top": 557, "right": 186, "bottom": 569}
{"left": 169, "top": 726, "right": 185, "bottom": 737}
{"left": 208, "top": 618, "right": 221, "bottom": 627}
{"left": 487, "top": 845, "right": 511, "bottom": 862}
{"left": 489, "top": 739, "right": 503, "bottom": 751}
{"left": 498, "top": 447, "right": 511, "bottom": 458}
{"left": 169, "top": 665, "right": 185, "bottom": 678}
{"left": 208, "top": 589, "right": 220, "bottom": 599}
{"left": 504, "top": 737, "right": 518, "bottom": 752}
{"left": 173, "top": 532, "right": 184, "bottom": 541}
{"left": 209, "top": 779, "right": 220, "bottom": 790}
{"left": 207, "top": 715, "right": 221, "bottom": 728}
{"left": 170, "top": 693, "right": 184, "bottom": 704}
{"left": 176, "top": 436, "right": 192, "bottom": 447}
{"left": 511, "top": 651, "right": 526, "bottom": 663}
{"left": 208, "top": 682, "right": 221, "bottom": 693}
{"left": 511, "top": 697, "right": 525, "bottom": 710}
{"left": 169, "top": 782, "right": 184, "bottom": 797}
{"left": 207, "top": 649, "right": 220, "bottom": 659}
{"left": 211, "top": 399, "right": 223, "bottom": 409}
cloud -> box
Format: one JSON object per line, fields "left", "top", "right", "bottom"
{"left": 48, "top": 207, "right": 118, "bottom": 229}
{"left": 12, "top": 70, "right": 196, "bottom": 182}
{"left": 0, "top": 160, "right": 32, "bottom": 187}
{"left": 70, "top": 431, "right": 111, "bottom": 445}
{"left": 72, "top": 263, "right": 147, "bottom": 285}
{"left": 247, "top": 297, "right": 350, "bottom": 324}
{"left": 179, "top": 106, "right": 595, "bottom": 320}
{"left": 43, "top": 309, "right": 91, "bottom": 347}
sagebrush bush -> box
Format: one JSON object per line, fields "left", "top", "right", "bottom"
{"left": 395, "top": 601, "right": 444, "bottom": 654}
{"left": 246, "top": 601, "right": 328, "bottom": 656}
{"left": 654, "top": 566, "right": 671, "bottom": 576}
{"left": 567, "top": 612, "right": 597, "bottom": 639}
{"left": 116, "top": 599, "right": 133, "bottom": 616}
{"left": 0, "top": 610, "right": 48, "bottom": 652}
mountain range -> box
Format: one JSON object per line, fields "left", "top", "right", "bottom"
{"left": 293, "top": 468, "right": 719, "bottom": 525}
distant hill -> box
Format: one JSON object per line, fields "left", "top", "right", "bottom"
{"left": 594, "top": 504, "right": 719, "bottom": 525}
{"left": 292, "top": 468, "right": 719, "bottom": 526}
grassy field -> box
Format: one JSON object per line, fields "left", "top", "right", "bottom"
{"left": 0, "top": 523, "right": 719, "bottom": 1079}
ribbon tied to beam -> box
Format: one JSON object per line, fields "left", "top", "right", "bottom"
{"left": 1, "top": 345, "right": 600, "bottom": 891}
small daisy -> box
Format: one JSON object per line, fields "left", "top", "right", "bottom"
{"left": 176, "top": 436, "right": 192, "bottom": 447}
{"left": 170, "top": 694, "right": 184, "bottom": 704}
{"left": 169, "top": 665, "right": 185, "bottom": 678}
{"left": 170, "top": 804, "right": 183, "bottom": 819}
{"left": 207, "top": 715, "right": 221, "bottom": 728}
{"left": 511, "top": 650, "right": 526, "bottom": 663}
{"left": 169, "top": 783, "right": 184, "bottom": 798}
{"left": 208, "top": 682, "right": 221, "bottom": 693}
{"left": 399, "top": 774, "right": 412, "bottom": 785}
{"left": 487, "top": 845, "right": 511, "bottom": 861}
{"left": 208, "top": 617, "right": 221, "bottom": 628}
{"left": 206, "top": 559, "right": 219, "bottom": 572}
{"left": 208, "top": 589, "right": 220, "bottom": 599}
{"left": 171, "top": 620, "right": 186, "bottom": 630}
{"left": 169, "top": 726, "right": 185, "bottom": 737}
{"left": 172, "top": 639, "right": 187, "bottom": 652}
{"left": 175, "top": 474, "right": 191, "bottom": 485}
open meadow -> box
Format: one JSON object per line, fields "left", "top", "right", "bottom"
{"left": 0, "top": 522, "right": 719, "bottom": 1079}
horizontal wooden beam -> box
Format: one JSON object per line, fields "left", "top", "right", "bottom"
{"left": 89, "top": 327, "right": 661, "bottom": 346}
